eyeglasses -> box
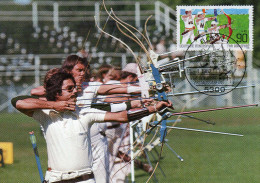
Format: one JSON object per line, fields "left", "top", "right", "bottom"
{"left": 61, "top": 85, "right": 77, "bottom": 93}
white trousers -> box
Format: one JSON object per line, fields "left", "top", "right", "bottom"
{"left": 181, "top": 30, "right": 195, "bottom": 44}
{"left": 91, "top": 135, "right": 109, "bottom": 183}
{"left": 107, "top": 124, "right": 130, "bottom": 183}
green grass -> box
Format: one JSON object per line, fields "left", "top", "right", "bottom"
{"left": 133, "top": 107, "right": 260, "bottom": 182}
{"left": 0, "top": 107, "right": 260, "bottom": 183}
{"left": 0, "top": 113, "right": 47, "bottom": 183}
{"left": 180, "top": 14, "right": 250, "bottom": 45}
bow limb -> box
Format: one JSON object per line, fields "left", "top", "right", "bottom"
{"left": 144, "top": 15, "right": 153, "bottom": 49}
{"left": 115, "top": 22, "right": 149, "bottom": 59}
{"left": 145, "top": 142, "right": 165, "bottom": 183}
{"left": 80, "top": 29, "right": 91, "bottom": 53}
{"left": 102, "top": 0, "right": 151, "bottom": 61}
{"left": 94, "top": 16, "right": 139, "bottom": 63}
{"left": 87, "top": 9, "right": 113, "bottom": 64}
{"left": 110, "top": 10, "right": 151, "bottom": 61}
{"left": 222, "top": 10, "right": 232, "bottom": 40}
{"left": 111, "top": 9, "right": 153, "bottom": 50}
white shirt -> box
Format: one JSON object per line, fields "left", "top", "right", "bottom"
{"left": 77, "top": 81, "right": 107, "bottom": 139}
{"left": 196, "top": 18, "right": 208, "bottom": 32}
{"left": 182, "top": 15, "right": 195, "bottom": 29}
{"left": 102, "top": 80, "right": 121, "bottom": 130}
{"left": 208, "top": 26, "right": 220, "bottom": 34}
{"left": 32, "top": 108, "right": 106, "bottom": 172}
{"left": 77, "top": 81, "right": 102, "bottom": 110}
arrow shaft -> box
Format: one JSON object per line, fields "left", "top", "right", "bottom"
{"left": 159, "top": 126, "right": 243, "bottom": 136}
{"left": 159, "top": 51, "right": 214, "bottom": 69}
{"left": 171, "top": 104, "right": 258, "bottom": 116}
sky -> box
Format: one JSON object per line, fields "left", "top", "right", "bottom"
{"left": 14, "top": 0, "right": 31, "bottom": 5}
{"left": 180, "top": 8, "right": 250, "bottom": 15}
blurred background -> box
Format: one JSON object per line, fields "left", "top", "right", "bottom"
{"left": 0, "top": 0, "right": 259, "bottom": 182}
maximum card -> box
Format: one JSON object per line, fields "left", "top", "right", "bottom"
{"left": 176, "top": 6, "right": 253, "bottom": 51}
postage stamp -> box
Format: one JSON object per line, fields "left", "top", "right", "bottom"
{"left": 176, "top": 5, "right": 253, "bottom": 51}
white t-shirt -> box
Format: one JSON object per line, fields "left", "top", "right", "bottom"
{"left": 32, "top": 108, "right": 106, "bottom": 172}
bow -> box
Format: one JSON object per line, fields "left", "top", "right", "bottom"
{"left": 222, "top": 9, "right": 233, "bottom": 40}
{"left": 214, "top": 9, "right": 218, "bottom": 22}
{"left": 144, "top": 49, "right": 170, "bottom": 143}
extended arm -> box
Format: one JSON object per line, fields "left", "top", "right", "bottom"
{"left": 31, "top": 86, "right": 45, "bottom": 96}
{"left": 182, "top": 14, "right": 191, "bottom": 19}
{"left": 104, "top": 101, "right": 172, "bottom": 122}
{"left": 208, "top": 16, "right": 216, "bottom": 21}
{"left": 91, "top": 99, "right": 152, "bottom": 112}
{"left": 219, "top": 24, "right": 230, "bottom": 29}
{"left": 97, "top": 84, "right": 141, "bottom": 95}
{"left": 11, "top": 96, "right": 76, "bottom": 117}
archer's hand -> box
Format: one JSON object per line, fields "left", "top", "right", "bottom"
{"left": 52, "top": 101, "right": 76, "bottom": 111}
{"left": 155, "top": 100, "right": 173, "bottom": 111}
{"left": 165, "top": 84, "right": 172, "bottom": 93}
{"left": 147, "top": 100, "right": 173, "bottom": 113}
{"left": 131, "top": 99, "right": 153, "bottom": 108}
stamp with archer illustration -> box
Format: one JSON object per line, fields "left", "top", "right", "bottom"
{"left": 176, "top": 5, "right": 253, "bottom": 51}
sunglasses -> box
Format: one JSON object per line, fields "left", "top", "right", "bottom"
{"left": 61, "top": 85, "right": 77, "bottom": 93}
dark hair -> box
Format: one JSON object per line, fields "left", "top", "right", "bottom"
{"left": 43, "top": 68, "right": 61, "bottom": 88}
{"left": 120, "top": 71, "right": 137, "bottom": 79}
{"left": 109, "top": 67, "right": 121, "bottom": 80}
{"left": 61, "top": 54, "right": 91, "bottom": 81}
{"left": 96, "top": 64, "right": 113, "bottom": 82}
{"left": 61, "top": 55, "right": 88, "bottom": 73}
{"left": 45, "top": 72, "right": 76, "bottom": 101}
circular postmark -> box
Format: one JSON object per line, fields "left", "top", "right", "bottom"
{"left": 183, "top": 33, "right": 246, "bottom": 96}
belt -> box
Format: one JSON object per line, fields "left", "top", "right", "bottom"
{"left": 47, "top": 168, "right": 94, "bottom": 183}
{"left": 52, "top": 173, "right": 94, "bottom": 183}
{"left": 107, "top": 124, "right": 120, "bottom": 129}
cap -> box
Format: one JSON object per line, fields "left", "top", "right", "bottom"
{"left": 185, "top": 8, "right": 192, "bottom": 12}
{"left": 211, "top": 21, "right": 218, "bottom": 25}
{"left": 122, "top": 63, "right": 138, "bottom": 75}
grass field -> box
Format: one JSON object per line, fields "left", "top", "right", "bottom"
{"left": 179, "top": 14, "right": 250, "bottom": 45}
{"left": 0, "top": 107, "right": 260, "bottom": 183}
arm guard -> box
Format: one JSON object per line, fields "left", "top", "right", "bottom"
{"left": 127, "top": 86, "right": 141, "bottom": 93}
{"left": 11, "top": 95, "right": 39, "bottom": 108}
{"left": 91, "top": 101, "right": 131, "bottom": 112}
{"left": 127, "top": 108, "right": 150, "bottom": 121}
